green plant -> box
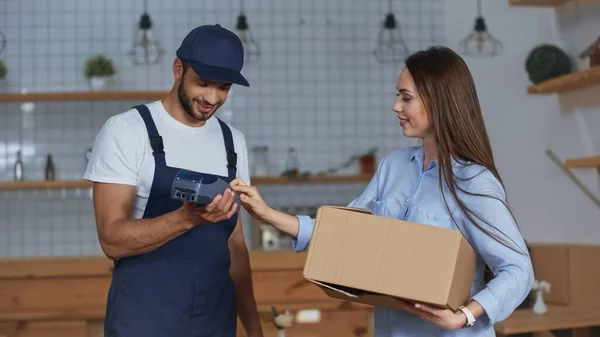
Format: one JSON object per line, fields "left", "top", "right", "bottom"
{"left": 525, "top": 44, "right": 571, "bottom": 84}
{"left": 0, "top": 60, "right": 7, "bottom": 80}
{"left": 84, "top": 55, "right": 116, "bottom": 79}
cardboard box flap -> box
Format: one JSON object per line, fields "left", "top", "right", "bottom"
{"left": 310, "top": 278, "right": 453, "bottom": 311}
{"left": 306, "top": 279, "right": 364, "bottom": 298}
{"left": 321, "top": 205, "right": 372, "bottom": 214}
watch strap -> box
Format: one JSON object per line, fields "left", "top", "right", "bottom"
{"left": 459, "top": 306, "right": 476, "bottom": 328}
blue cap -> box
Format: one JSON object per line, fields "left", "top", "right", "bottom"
{"left": 176, "top": 24, "right": 249, "bottom": 87}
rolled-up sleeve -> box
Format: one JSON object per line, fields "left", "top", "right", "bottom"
{"left": 460, "top": 174, "right": 534, "bottom": 329}
{"left": 292, "top": 216, "right": 315, "bottom": 252}
{"left": 291, "top": 157, "right": 386, "bottom": 253}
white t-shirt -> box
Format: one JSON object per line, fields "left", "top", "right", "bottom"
{"left": 83, "top": 100, "right": 250, "bottom": 219}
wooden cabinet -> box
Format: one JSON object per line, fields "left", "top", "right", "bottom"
{"left": 0, "top": 251, "right": 373, "bottom": 337}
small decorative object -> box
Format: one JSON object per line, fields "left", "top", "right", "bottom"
{"left": 271, "top": 306, "right": 293, "bottom": 337}
{"left": 578, "top": 36, "right": 600, "bottom": 67}
{"left": 525, "top": 44, "right": 571, "bottom": 84}
{"left": 0, "top": 60, "right": 6, "bottom": 80}
{"left": 531, "top": 280, "right": 551, "bottom": 315}
{"left": 251, "top": 145, "right": 269, "bottom": 177}
{"left": 19, "top": 87, "right": 35, "bottom": 114}
{"left": 235, "top": 0, "right": 260, "bottom": 63}
{"left": 458, "top": 0, "right": 503, "bottom": 58}
{"left": 281, "top": 147, "right": 300, "bottom": 178}
{"left": 14, "top": 150, "right": 24, "bottom": 182}
{"left": 261, "top": 224, "right": 281, "bottom": 251}
{"left": 84, "top": 55, "right": 116, "bottom": 91}
{"left": 373, "top": 0, "right": 409, "bottom": 63}
{"left": 315, "top": 146, "right": 378, "bottom": 177}
{"left": 86, "top": 147, "right": 93, "bottom": 167}
{"left": 359, "top": 147, "right": 377, "bottom": 175}
{"left": 44, "top": 154, "right": 55, "bottom": 181}
{"left": 128, "top": 0, "right": 165, "bottom": 65}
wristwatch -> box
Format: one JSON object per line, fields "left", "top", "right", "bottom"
{"left": 458, "top": 306, "right": 476, "bottom": 329}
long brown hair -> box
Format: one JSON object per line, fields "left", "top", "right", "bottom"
{"left": 404, "top": 46, "right": 527, "bottom": 269}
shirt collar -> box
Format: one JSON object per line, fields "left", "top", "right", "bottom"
{"left": 410, "top": 145, "right": 466, "bottom": 169}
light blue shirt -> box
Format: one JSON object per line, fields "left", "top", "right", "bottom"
{"left": 292, "top": 146, "right": 534, "bottom": 337}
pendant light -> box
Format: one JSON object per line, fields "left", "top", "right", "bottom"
{"left": 458, "top": 0, "right": 503, "bottom": 58}
{"left": 373, "top": 0, "right": 409, "bottom": 64}
{"left": 235, "top": 0, "right": 260, "bottom": 63}
{"left": 128, "top": 0, "right": 166, "bottom": 65}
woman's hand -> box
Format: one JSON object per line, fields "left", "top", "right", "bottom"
{"left": 394, "top": 299, "right": 466, "bottom": 330}
{"left": 229, "top": 178, "right": 272, "bottom": 223}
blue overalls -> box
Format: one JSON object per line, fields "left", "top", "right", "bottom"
{"left": 104, "top": 104, "right": 239, "bottom": 337}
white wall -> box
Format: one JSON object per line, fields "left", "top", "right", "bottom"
{"left": 445, "top": 0, "right": 600, "bottom": 244}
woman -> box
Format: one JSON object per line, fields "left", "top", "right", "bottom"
{"left": 231, "top": 46, "right": 534, "bottom": 336}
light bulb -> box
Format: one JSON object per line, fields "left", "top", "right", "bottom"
{"left": 385, "top": 30, "right": 395, "bottom": 46}
{"left": 237, "top": 30, "right": 248, "bottom": 44}
{"left": 477, "top": 32, "right": 484, "bottom": 53}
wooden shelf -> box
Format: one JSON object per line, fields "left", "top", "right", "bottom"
{"left": 564, "top": 156, "right": 600, "bottom": 169}
{"left": 0, "top": 91, "right": 168, "bottom": 102}
{"left": 527, "top": 66, "right": 600, "bottom": 94}
{"left": 251, "top": 174, "right": 372, "bottom": 185}
{"left": 509, "top": 0, "right": 573, "bottom": 7}
{"left": 0, "top": 180, "right": 92, "bottom": 191}
{"left": 0, "top": 175, "right": 372, "bottom": 191}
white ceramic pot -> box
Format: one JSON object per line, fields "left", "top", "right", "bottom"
{"left": 90, "top": 76, "right": 108, "bottom": 91}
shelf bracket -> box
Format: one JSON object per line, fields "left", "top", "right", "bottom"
{"left": 546, "top": 149, "right": 600, "bottom": 209}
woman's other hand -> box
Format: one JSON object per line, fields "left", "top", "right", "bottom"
{"left": 393, "top": 299, "right": 467, "bottom": 330}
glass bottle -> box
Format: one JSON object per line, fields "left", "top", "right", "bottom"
{"left": 282, "top": 147, "right": 300, "bottom": 177}
{"left": 45, "top": 154, "right": 56, "bottom": 181}
{"left": 252, "top": 145, "right": 269, "bottom": 177}
{"left": 14, "top": 150, "right": 24, "bottom": 182}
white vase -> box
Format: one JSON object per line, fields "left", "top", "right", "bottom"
{"left": 90, "top": 76, "right": 108, "bottom": 91}
{"left": 532, "top": 288, "right": 547, "bottom": 315}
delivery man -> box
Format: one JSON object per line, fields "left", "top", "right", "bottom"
{"left": 84, "top": 24, "right": 263, "bottom": 337}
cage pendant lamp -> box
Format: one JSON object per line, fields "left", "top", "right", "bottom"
{"left": 458, "top": 0, "right": 503, "bottom": 58}
{"left": 128, "top": 0, "right": 166, "bottom": 65}
{"left": 373, "top": 0, "right": 409, "bottom": 63}
{"left": 235, "top": 0, "right": 260, "bottom": 63}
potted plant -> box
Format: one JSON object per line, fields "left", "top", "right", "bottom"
{"left": 0, "top": 60, "right": 7, "bottom": 81}
{"left": 359, "top": 146, "right": 377, "bottom": 175}
{"left": 84, "top": 55, "right": 116, "bottom": 91}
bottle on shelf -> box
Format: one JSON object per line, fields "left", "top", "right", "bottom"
{"left": 14, "top": 150, "right": 24, "bottom": 182}
{"left": 252, "top": 145, "right": 270, "bottom": 177}
{"left": 281, "top": 147, "right": 300, "bottom": 177}
{"left": 45, "top": 153, "right": 56, "bottom": 181}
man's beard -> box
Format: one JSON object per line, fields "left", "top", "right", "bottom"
{"left": 177, "top": 79, "right": 220, "bottom": 122}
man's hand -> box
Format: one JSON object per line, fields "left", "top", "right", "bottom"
{"left": 177, "top": 188, "right": 238, "bottom": 225}
{"left": 393, "top": 299, "right": 466, "bottom": 330}
{"left": 93, "top": 183, "right": 238, "bottom": 260}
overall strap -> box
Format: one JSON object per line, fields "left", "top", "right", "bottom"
{"left": 217, "top": 118, "right": 237, "bottom": 179}
{"left": 134, "top": 104, "right": 166, "bottom": 167}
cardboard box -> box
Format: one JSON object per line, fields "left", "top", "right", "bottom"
{"left": 302, "top": 206, "right": 476, "bottom": 311}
